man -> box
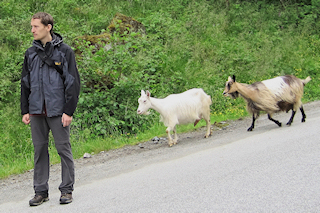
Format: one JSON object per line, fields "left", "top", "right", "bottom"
{"left": 20, "top": 12, "right": 80, "bottom": 206}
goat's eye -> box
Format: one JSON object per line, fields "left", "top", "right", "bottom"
{"left": 143, "top": 100, "right": 146, "bottom": 103}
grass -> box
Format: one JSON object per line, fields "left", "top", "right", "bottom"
{"left": 0, "top": 102, "right": 248, "bottom": 179}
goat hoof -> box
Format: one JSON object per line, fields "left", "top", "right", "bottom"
{"left": 168, "top": 141, "right": 176, "bottom": 147}
{"left": 302, "top": 119, "right": 306, "bottom": 123}
{"left": 247, "top": 128, "right": 253, "bottom": 131}
{"left": 286, "top": 122, "right": 292, "bottom": 126}
{"left": 204, "top": 133, "right": 211, "bottom": 138}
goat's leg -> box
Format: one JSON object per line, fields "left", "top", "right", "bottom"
{"left": 204, "top": 116, "right": 212, "bottom": 138}
{"left": 247, "top": 114, "right": 256, "bottom": 131}
{"left": 173, "top": 126, "right": 178, "bottom": 145}
{"left": 166, "top": 127, "right": 174, "bottom": 147}
{"left": 268, "top": 114, "right": 282, "bottom": 127}
{"left": 300, "top": 106, "right": 306, "bottom": 122}
{"left": 286, "top": 110, "right": 296, "bottom": 126}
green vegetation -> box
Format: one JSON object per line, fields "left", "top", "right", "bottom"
{"left": 1, "top": 0, "right": 319, "bottom": 179}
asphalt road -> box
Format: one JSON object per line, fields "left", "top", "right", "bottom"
{"left": 1, "top": 101, "right": 320, "bottom": 213}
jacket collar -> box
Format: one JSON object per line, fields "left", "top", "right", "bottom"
{"left": 33, "top": 32, "right": 63, "bottom": 51}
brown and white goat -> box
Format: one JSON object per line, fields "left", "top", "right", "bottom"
{"left": 223, "top": 75, "right": 311, "bottom": 131}
{"left": 137, "top": 88, "right": 212, "bottom": 146}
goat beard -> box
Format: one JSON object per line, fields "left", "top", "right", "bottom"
{"left": 228, "top": 91, "right": 239, "bottom": 99}
{"left": 143, "top": 111, "right": 151, "bottom": 115}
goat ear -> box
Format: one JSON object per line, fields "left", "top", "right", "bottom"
{"left": 146, "top": 90, "right": 151, "bottom": 97}
{"left": 141, "top": 90, "right": 145, "bottom": 96}
{"left": 232, "top": 75, "right": 236, "bottom": 82}
{"left": 228, "top": 76, "right": 232, "bottom": 81}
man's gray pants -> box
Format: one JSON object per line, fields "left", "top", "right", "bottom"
{"left": 30, "top": 115, "right": 74, "bottom": 196}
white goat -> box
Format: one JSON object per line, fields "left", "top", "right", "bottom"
{"left": 137, "top": 88, "right": 212, "bottom": 146}
{"left": 223, "top": 75, "right": 311, "bottom": 131}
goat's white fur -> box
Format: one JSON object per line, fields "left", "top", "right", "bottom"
{"left": 137, "top": 88, "right": 212, "bottom": 146}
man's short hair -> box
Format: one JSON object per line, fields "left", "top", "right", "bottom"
{"left": 32, "top": 12, "right": 54, "bottom": 34}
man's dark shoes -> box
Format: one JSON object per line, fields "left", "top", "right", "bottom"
{"left": 29, "top": 194, "right": 49, "bottom": 206}
{"left": 60, "top": 193, "right": 73, "bottom": 204}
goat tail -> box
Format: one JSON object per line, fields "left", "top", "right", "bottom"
{"left": 302, "top": 76, "right": 311, "bottom": 86}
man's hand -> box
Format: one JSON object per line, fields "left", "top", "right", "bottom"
{"left": 62, "top": 113, "right": 72, "bottom": 127}
{"left": 22, "top": 113, "right": 30, "bottom": 125}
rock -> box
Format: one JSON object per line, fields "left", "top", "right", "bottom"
{"left": 104, "top": 43, "right": 112, "bottom": 51}
{"left": 152, "top": 136, "right": 160, "bottom": 141}
{"left": 83, "top": 153, "right": 92, "bottom": 158}
{"left": 73, "top": 12, "right": 146, "bottom": 55}
{"left": 72, "top": 13, "right": 146, "bottom": 90}
{"left": 108, "top": 12, "right": 146, "bottom": 35}
{"left": 214, "top": 121, "right": 229, "bottom": 129}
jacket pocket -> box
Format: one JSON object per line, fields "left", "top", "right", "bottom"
{"left": 29, "top": 86, "right": 42, "bottom": 114}
{"left": 47, "top": 87, "right": 65, "bottom": 116}
{"left": 49, "top": 54, "right": 64, "bottom": 87}
{"left": 49, "top": 67, "right": 64, "bottom": 88}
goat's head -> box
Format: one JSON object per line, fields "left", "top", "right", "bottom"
{"left": 223, "top": 75, "right": 239, "bottom": 99}
{"left": 137, "top": 90, "right": 151, "bottom": 115}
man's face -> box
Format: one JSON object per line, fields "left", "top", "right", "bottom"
{"left": 31, "top": 18, "right": 51, "bottom": 42}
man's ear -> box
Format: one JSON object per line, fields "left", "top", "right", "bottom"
{"left": 47, "top": 24, "right": 52, "bottom": 32}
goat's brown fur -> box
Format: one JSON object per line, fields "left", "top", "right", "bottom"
{"left": 223, "top": 75, "right": 311, "bottom": 131}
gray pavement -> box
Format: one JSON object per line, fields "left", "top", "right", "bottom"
{"left": 1, "top": 101, "right": 320, "bottom": 212}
